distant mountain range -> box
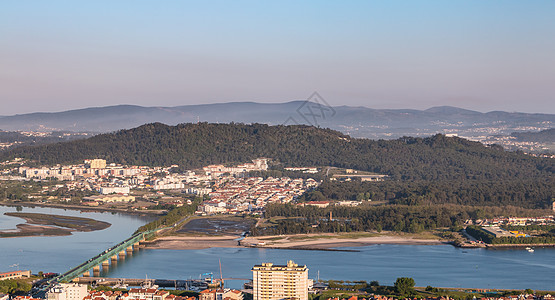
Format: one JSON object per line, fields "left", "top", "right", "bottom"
{"left": 0, "top": 101, "right": 553, "bottom": 139}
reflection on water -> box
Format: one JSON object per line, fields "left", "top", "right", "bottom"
{"left": 2, "top": 205, "right": 555, "bottom": 291}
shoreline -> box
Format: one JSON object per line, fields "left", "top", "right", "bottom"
{"left": 487, "top": 243, "right": 555, "bottom": 249}
{"left": 0, "top": 201, "right": 166, "bottom": 216}
{"left": 0, "top": 211, "right": 111, "bottom": 238}
{"left": 145, "top": 233, "right": 447, "bottom": 251}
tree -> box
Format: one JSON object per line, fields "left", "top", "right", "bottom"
{"left": 394, "top": 277, "right": 415, "bottom": 296}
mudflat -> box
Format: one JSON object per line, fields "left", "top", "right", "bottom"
{"left": 0, "top": 212, "right": 111, "bottom": 238}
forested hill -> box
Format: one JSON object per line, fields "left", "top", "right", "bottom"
{"left": 511, "top": 128, "right": 555, "bottom": 143}
{"left": 2, "top": 123, "right": 553, "bottom": 182}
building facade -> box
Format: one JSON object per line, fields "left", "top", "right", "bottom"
{"left": 0, "top": 270, "right": 31, "bottom": 281}
{"left": 252, "top": 261, "right": 308, "bottom": 300}
{"left": 199, "top": 289, "right": 243, "bottom": 300}
{"left": 46, "top": 283, "right": 88, "bottom": 300}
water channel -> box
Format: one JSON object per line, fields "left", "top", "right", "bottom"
{"left": 1, "top": 205, "right": 554, "bottom": 291}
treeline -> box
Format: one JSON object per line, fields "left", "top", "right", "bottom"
{"left": 503, "top": 225, "right": 555, "bottom": 232}
{"left": 301, "top": 178, "right": 555, "bottom": 209}
{"left": 0, "top": 279, "right": 32, "bottom": 294}
{"left": 0, "top": 130, "right": 87, "bottom": 149}
{"left": 511, "top": 128, "right": 555, "bottom": 143}
{"left": 466, "top": 225, "right": 555, "bottom": 244}
{"left": 2, "top": 123, "right": 553, "bottom": 182}
{"left": 135, "top": 199, "right": 200, "bottom": 233}
{"left": 253, "top": 203, "right": 545, "bottom": 235}
{"left": 247, "top": 169, "right": 325, "bottom": 181}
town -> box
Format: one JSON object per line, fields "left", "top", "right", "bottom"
{"left": 1, "top": 158, "right": 319, "bottom": 215}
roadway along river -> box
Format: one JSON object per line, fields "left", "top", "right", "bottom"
{"left": 1, "top": 205, "right": 554, "bottom": 291}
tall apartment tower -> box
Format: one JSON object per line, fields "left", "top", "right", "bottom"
{"left": 252, "top": 260, "right": 308, "bottom": 300}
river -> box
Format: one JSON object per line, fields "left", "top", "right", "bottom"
{"left": 1, "top": 205, "right": 554, "bottom": 291}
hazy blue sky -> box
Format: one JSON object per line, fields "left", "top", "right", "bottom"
{"left": 1, "top": 1, "right": 554, "bottom": 115}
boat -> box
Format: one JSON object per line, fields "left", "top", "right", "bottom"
{"left": 526, "top": 247, "right": 534, "bottom": 252}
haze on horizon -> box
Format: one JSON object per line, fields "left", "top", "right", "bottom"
{"left": 1, "top": 1, "right": 554, "bottom": 115}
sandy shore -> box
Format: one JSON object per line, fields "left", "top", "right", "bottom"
{"left": 243, "top": 235, "right": 444, "bottom": 249}
{"left": 145, "top": 235, "right": 242, "bottom": 250}
{"left": 145, "top": 233, "right": 444, "bottom": 250}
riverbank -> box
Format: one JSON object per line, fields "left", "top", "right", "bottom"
{"left": 144, "top": 235, "right": 242, "bottom": 249}
{"left": 0, "top": 212, "right": 111, "bottom": 238}
{"left": 487, "top": 243, "right": 555, "bottom": 249}
{"left": 242, "top": 233, "right": 446, "bottom": 249}
{"left": 0, "top": 201, "right": 166, "bottom": 216}
{"left": 145, "top": 232, "right": 446, "bottom": 250}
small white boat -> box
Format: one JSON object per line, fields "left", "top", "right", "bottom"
{"left": 526, "top": 247, "right": 534, "bottom": 252}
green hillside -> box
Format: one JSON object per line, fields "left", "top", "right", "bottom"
{"left": 2, "top": 122, "right": 553, "bottom": 208}
{"left": 2, "top": 122, "right": 553, "bottom": 180}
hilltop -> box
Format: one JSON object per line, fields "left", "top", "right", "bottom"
{"left": 2, "top": 123, "right": 552, "bottom": 181}
{"left": 2, "top": 122, "right": 553, "bottom": 209}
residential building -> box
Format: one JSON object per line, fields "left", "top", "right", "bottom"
{"left": 252, "top": 260, "right": 309, "bottom": 300}
{"left": 199, "top": 289, "right": 243, "bottom": 300}
{"left": 88, "top": 159, "right": 107, "bottom": 169}
{"left": 128, "top": 288, "right": 158, "bottom": 300}
{"left": 0, "top": 270, "right": 31, "bottom": 281}
{"left": 46, "top": 283, "right": 88, "bottom": 300}
{"left": 99, "top": 186, "right": 130, "bottom": 195}
{"left": 83, "top": 195, "right": 135, "bottom": 203}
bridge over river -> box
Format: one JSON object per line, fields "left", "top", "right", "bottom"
{"left": 35, "top": 228, "right": 164, "bottom": 296}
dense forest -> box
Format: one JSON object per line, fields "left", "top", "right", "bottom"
{"left": 253, "top": 203, "right": 547, "bottom": 236}
{"left": 2, "top": 123, "right": 553, "bottom": 181}
{"left": 300, "top": 178, "right": 554, "bottom": 208}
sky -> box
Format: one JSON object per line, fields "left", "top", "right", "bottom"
{"left": 1, "top": 1, "right": 554, "bottom": 115}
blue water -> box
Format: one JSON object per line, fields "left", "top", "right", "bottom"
{"left": 0, "top": 205, "right": 152, "bottom": 273}
{"left": 103, "top": 245, "right": 555, "bottom": 291}
{"left": 1, "top": 205, "right": 554, "bottom": 291}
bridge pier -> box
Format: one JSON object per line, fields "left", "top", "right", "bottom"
{"left": 93, "top": 265, "right": 101, "bottom": 277}
{"left": 102, "top": 260, "right": 110, "bottom": 271}
{"left": 119, "top": 250, "right": 126, "bottom": 260}
{"left": 111, "top": 255, "right": 118, "bottom": 266}
{"left": 133, "top": 242, "right": 140, "bottom": 251}
{"left": 126, "top": 246, "right": 133, "bottom": 255}
{"left": 82, "top": 270, "right": 90, "bottom": 277}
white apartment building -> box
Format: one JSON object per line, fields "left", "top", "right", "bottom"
{"left": 46, "top": 283, "right": 88, "bottom": 300}
{"left": 99, "top": 186, "right": 130, "bottom": 194}
{"left": 252, "top": 260, "right": 308, "bottom": 300}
